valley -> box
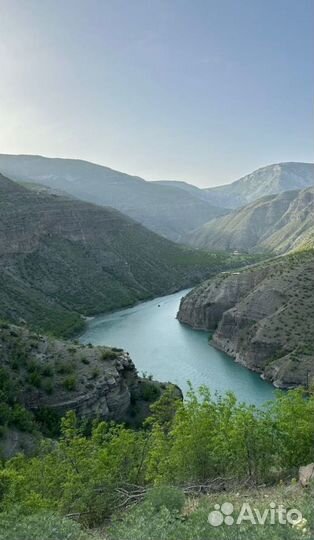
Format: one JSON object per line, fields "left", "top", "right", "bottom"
{"left": 1, "top": 5, "right": 314, "bottom": 538}
{"left": 0, "top": 173, "right": 252, "bottom": 337}
{"left": 0, "top": 162, "right": 313, "bottom": 539}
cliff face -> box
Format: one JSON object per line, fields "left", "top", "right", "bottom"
{"left": 0, "top": 323, "right": 139, "bottom": 422}
{"left": 178, "top": 251, "right": 314, "bottom": 388}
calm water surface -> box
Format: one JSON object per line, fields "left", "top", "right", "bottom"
{"left": 80, "top": 290, "right": 275, "bottom": 405}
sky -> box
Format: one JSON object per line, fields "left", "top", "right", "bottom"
{"left": 0, "top": 0, "right": 313, "bottom": 187}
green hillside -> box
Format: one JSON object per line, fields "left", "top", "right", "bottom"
{"left": 187, "top": 187, "right": 314, "bottom": 254}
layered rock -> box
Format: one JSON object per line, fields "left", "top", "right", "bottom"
{"left": 1, "top": 323, "right": 139, "bottom": 422}
{"left": 178, "top": 251, "right": 314, "bottom": 388}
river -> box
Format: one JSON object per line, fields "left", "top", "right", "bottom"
{"left": 79, "top": 289, "right": 275, "bottom": 406}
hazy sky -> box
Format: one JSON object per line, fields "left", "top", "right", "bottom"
{"left": 0, "top": 0, "right": 313, "bottom": 187}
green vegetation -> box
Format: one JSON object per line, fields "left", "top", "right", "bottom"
{"left": 0, "top": 510, "right": 90, "bottom": 540}
{"left": 0, "top": 367, "right": 36, "bottom": 435}
{"left": 0, "top": 386, "right": 313, "bottom": 538}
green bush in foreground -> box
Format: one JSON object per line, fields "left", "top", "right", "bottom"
{"left": 0, "top": 509, "right": 92, "bottom": 540}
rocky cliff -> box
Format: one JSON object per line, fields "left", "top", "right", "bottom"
{"left": 0, "top": 322, "right": 174, "bottom": 457}
{"left": 0, "top": 322, "right": 140, "bottom": 422}
{"left": 178, "top": 250, "right": 314, "bottom": 388}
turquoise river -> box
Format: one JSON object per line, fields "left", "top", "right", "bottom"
{"left": 80, "top": 289, "right": 275, "bottom": 405}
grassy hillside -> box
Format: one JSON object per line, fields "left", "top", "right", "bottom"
{"left": 0, "top": 174, "right": 255, "bottom": 337}
{"left": 187, "top": 187, "right": 314, "bottom": 254}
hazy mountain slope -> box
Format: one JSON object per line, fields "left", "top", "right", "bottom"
{"left": 154, "top": 179, "right": 215, "bottom": 202}
{"left": 178, "top": 250, "right": 314, "bottom": 388}
{"left": 259, "top": 186, "right": 314, "bottom": 253}
{"left": 0, "top": 174, "right": 250, "bottom": 337}
{"left": 0, "top": 154, "right": 225, "bottom": 242}
{"left": 186, "top": 187, "right": 314, "bottom": 254}
{"left": 204, "top": 162, "right": 314, "bottom": 209}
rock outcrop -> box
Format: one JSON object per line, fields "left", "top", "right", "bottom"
{"left": 299, "top": 464, "right": 314, "bottom": 487}
{"left": 0, "top": 322, "right": 150, "bottom": 423}
{"left": 178, "top": 251, "right": 314, "bottom": 388}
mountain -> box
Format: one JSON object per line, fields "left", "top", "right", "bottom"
{"left": 0, "top": 174, "right": 251, "bottom": 337}
{"left": 187, "top": 187, "right": 314, "bottom": 254}
{"left": 204, "top": 162, "right": 314, "bottom": 209}
{"left": 153, "top": 179, "right": 213, "bottom": 202}
{"left": 0, "top": 154, "right": 226, "bottom": 242}
{"left": 178, "top": 249, "right": 314, "bottom": 388}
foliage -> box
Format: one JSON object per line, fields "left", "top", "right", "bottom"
{"left": 0, "top": 368, "right": 36, "bottom": 435}
{"left": 145, "top": 486, "right": 185, "bottom": 513}
{"left": 0, "top": 387, "right": 314, "bottom": 535}
{"left": 0, "top": 508, "right": 92, "bottom": 540}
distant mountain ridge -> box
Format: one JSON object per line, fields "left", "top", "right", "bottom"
{"left": 186, "top": 186, "right": 314, "bottom": 254}
{"left": 0, "top": 154, "right": 226, "bottom": 242}
{"left": 204, "top": 162, "right": 314, "bottom": 209}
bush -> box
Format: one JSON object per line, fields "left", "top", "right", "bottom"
{"left": 63, "top": 376, "right": 77, "bottom": 391}
{"left": 9, "top": 405, "right": 34, "bottom": 432}
{"left": 139, "top": 381, "right": 161, "bottom": 402}
{"left": 145, "top": 486, "right": 185, "bottom": 514}
{"left": 0, "top": 509, "right": 92, "bottom": 540}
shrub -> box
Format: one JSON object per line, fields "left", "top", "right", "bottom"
{"left": 139, "top": 381, "right": 161, "bottom": 402}
{"left": 9, "top": 405, "right": 34, "bottom": 432}
{"left": 145, "top": 486, "right": 185, "bottom": 514}
{"left": 63, "top": 376, "right": 77, "bottom": 391}
{"left": 0, "top": 509, "right": 91, "bottom": 540}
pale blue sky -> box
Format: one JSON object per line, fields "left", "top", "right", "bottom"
{"left": 0, "top": 0, "right": 313, "bottom": 186}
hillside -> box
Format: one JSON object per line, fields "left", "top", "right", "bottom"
{"left": 0, "top": 154, "right": 226, "bottom": 242}
{"left": 178, "top": 250, "right": 314, "bottom": 388}
{"left": 0, "top": 174, "right": 251, "bottom": 337}
{"left": 187, "top": 187, "right": 314, "bottom": 254}
{"left": 204, "top": 162, "right": 314, "bottom": 209}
